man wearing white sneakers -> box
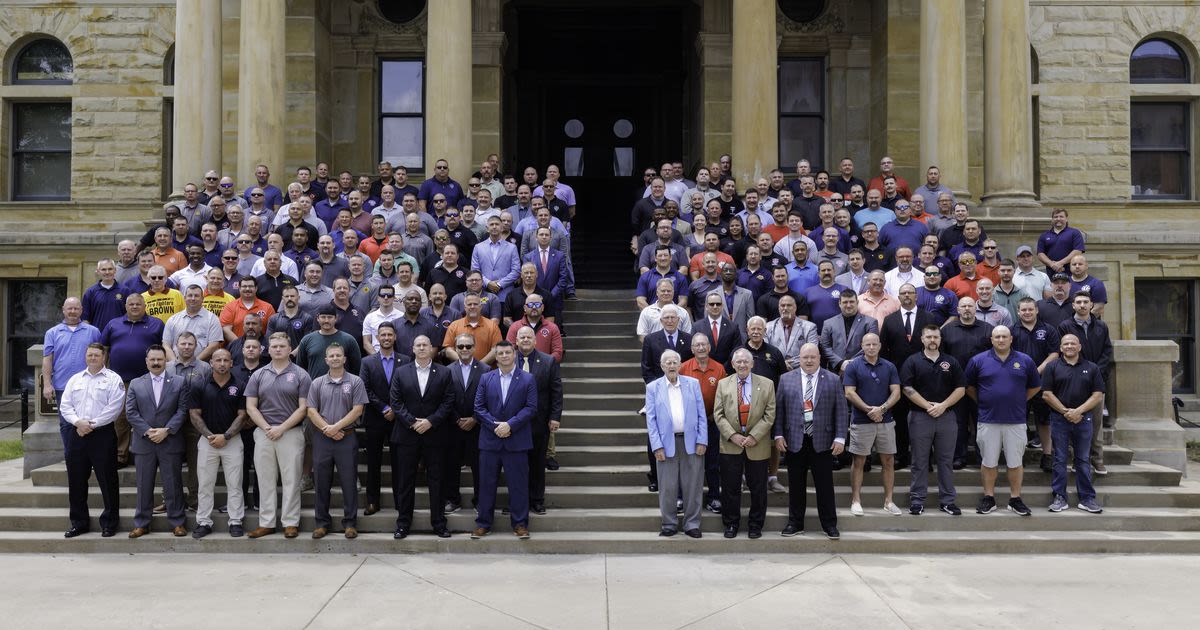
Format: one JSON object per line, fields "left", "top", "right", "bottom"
{"left": 842, "top": 333, "right": 902, "bottom": 517}
{"left": 1041, "top": 334, "right": 1106, "bottom": 514}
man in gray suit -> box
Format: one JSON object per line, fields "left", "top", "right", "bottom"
{"left": 774, "top": 343, "right": 849, "bottom": 539}
{"left": 819, "top": 289, "right": 879, "bottom": 374}
{"left": 716, "top": 263, "right": 755, "bottom": 337}
{"left": 766, "top": 295, "right": 819, "bottom": 371}
{"left": 125, "top": 344, "right": 190, "bottom": 538}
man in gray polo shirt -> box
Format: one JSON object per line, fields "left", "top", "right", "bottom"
{"left": 245, "top": 332, "right": 311, "bottom": 539}
{"left": 307, "top": 343, "right": 369, "bottom": 539}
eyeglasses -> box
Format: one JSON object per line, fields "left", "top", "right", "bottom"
{"left": 469, "top": 183, "right": 481, "bottom": 187}
{"left": 222, "top": 255, "right": 238, "bottom": 260}
{"left": 456, "top": 344, "right": 474, "bottom": 350}
{"left": 237, "top": 239, "right": 252, "bottom": 244}
{"left": 445, "top": 212, "right": 459, "bottom": 217}
{"left": 219, "top": 183, "right": 233, "bottom": 188}
{"left": 433, "top": 199, "right": 446, "bottom": 203}
{"left": 149, "top": 276, "right": 164, "bottom": 280}
{"left": 205, "top": 177, "right": 218, "bottom": 181}
{"left": 251, "top": 193, "right": 264, "bottom": 197}
{"left": 526, "top": 302, "right": 543, "bottom": 309}
{"left": 379, "top": 293, "right": 395, "bottom": 298}
{"left": 983, "top": 246, "right": 997, "bottom": 250}
{"left": 435, "top": 165, "right": 448, "bottom": 170}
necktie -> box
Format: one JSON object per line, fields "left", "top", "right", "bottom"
{"left": 711, "top": 320, "right": 719, "bottom": 343}
{"left": 523, "top": 355, "right": 530, "bottom": 372}
{"left": 668, "top": 334, "right": 675, "bottom": 348}
{"left": 904, "top": 311, "right": 912, "bottom": 341}
{"left": 804, "top": 374, "right": 815, "bottom": 436}
{"left": 152, "top": 375, "right": 163, "bottom": 407}
{"left": 540, "top": 249, "right": 548, "bottom": 273}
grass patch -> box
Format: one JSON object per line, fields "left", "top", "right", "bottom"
{"left": 0, "top": 439, "right": 21, "bottom": 461}
{"left": 1189, "top": 441, "right": 1200, "bottom": 463}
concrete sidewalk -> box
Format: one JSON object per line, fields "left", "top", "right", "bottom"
{"left": 1, "top": 552, "right": 1196, "bottom": 629}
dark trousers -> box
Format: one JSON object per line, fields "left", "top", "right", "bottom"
{"left": 646, "top": 438, "right": 658, "bottom": 483}
{"left": 62, "top": 422, "right": 119, "bottom": 531}
{"left": 476, "top": 448, "right": 530, "bottom": 530}
{"left": 784, "top": 436, "right": 838, "bottom": 530}
{"left": 240, "top": 427, "right": 260, "bottom": 508}
{"left": 704, "top": 421, "right": 721, "bottom": 502}
{"left": 953, "top": 398, "right": 979, "bottom": 463}
{"left": 134, "top": 448, "right": 185, "bottom": 529}
{"left": 313, "top": 431, "right": 358, "bottom": 529}
{"left": 527, "top": 431, "right": 549, "bottom": 505}
{"left": 362, "top": 421, "right": 392, "bottom": 507}
{"left": 719, "top": 452, "right": 768, "bottom": 531}
{"left": 893, "top": 397, "right": 911, "bottom": 463}
{"left": 391, "top": 438, "right": 446, "bottom": 531}
{"left": 444, "top": 425, "right": 480, "bottom": 507}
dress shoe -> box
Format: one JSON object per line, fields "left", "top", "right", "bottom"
{"left": 514, "top": 525, "right": 531, "bottom": 540}
{"left": 532, "top": 503, "right": 547, "bottom": 515}
{"left": 172, "top": 525, "right": 188, "bottom": 537}
{"left": 545, "top": 457, "right": 560, "bottom": 471}
{"left": 128, "top": 527, "right": 149, "bottom": 539}
{"left": 831, "top": 458, "right": 844, "bottom": 471}
{"left": 64, "top": 527, "right": 88, "bottom": 539}
{"left": 780, "top": 523, "right": 802, "bottom": 537}
{"left": 247, "top": 527, "right": 276, "bottom": 538}
{"left": 648, "top": 481, "right": 658, "bottom": 493}
{"left": 723, "top": 525, "right": 738, "bottom": 539}
{"left": 228, "top": 523, "right": 245, "bottom": 537}
{"left": 748, "top": 529, "right": 762, "bottom": 540}
{"left": 364, "top": 503, "right": 381, "bottom": 516}
{"left": 684, "top": 528, "right": 702, "bottom": 539}
{"left": 345, "top": 527, "right": 358, "bottom": 539}
{"left": 952, "top": 460, "right": 966, "bottom": 471}
{"left": 471, "top": 527, "right": 490, "bottom": 539}
{"left": 284, "top": 526, "right": 299, "bottom": 538}
{"left": 659, "top": 527, "right": 677, "bottom": 537}
{"left": 152, "top": 503, "right": 166, "bottom": 514}
{"left": 101, "top": 528, "right": 116, "bottom": 538}
{"left": 444, "top": 501, "right": 461, "bottom": 514}
{"left": 393, "top": 528, "right": 409, "bottom": 540}
{"left": 434, "top": 527, "right": 451, "bottom": 539}
{"left": 311, "top": 527, "right": 328, "bottom": 539}
{"left": 823, "top": 525, "right": 840, "bottom": 540}
{"left": 192, "top": 525, "right": 213, "bottom": 539}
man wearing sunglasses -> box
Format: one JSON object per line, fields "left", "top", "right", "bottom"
{"left": 419, "top": 159, "right": 463, "bottom": 211}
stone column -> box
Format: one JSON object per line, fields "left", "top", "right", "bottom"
{"left": 1112, "top": 341, "right": 1188, "bottom": 472}
{"left": 919, "top": 0, "right": 969, "bottom": 199}
{"left": 730, "top": 0, "right": 778, "bottom": 187}
{"left": 981, "top": 0, "right": 1038, "bottom": 207}
{"left": 172, "top": 0, "right": 221, "bottom": 196}
{"left": 237, "top": 0, "right": 286, "bottom": 184}
{"left": 426, "top": 0, "right": 472, "bottom": 177}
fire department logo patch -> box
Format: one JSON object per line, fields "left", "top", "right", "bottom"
{"left": 939, "top": 362, "right": 950, "bottom": 371}
{"left": 342, "top": 383, "right": 352, "bottom": 394}
{"left": 708, "top": 376, "right": 717, "bottom": 385}
{"left": 228, "top": 386, "right": 238, "bottom": 396}
{"left": 1013, "top": 362, "right": 1021, "bottom": 369}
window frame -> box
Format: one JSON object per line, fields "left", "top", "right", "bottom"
{"left": 10, "top": 38, "right": 74, "bottom": 86}
{"left": 10, "top": 100, "right": 73, "bottom": 202}
{"left": 3, "top": 278, "right": 67, "bottom": 396}
{"left": 1135, "top": 278, "right": 1197, "bottom": 394}
{"left": 777, "top": 56, "right": 826, "bottom": 172}
{"left": 1130, "top": 38, "right": 1190, "bottom": 85}
{"left": 1130, "top": 99, "right": 1191, "bottom": 200}
{"left": 377, "top": 58, "right": 426, "bottom": 173}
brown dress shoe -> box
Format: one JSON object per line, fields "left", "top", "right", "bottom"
{"left": 514, "top": 525, "right": 530, "bottom": 540}
{"left": 344, "top": 527, "right": 358, "bottom": 539}
{"left": 128, "top": 527, "right": 149, "bottom": 539}
{"left": 311, "top": 527, "right": 327, "bottom": 539}
{"left": 471, "top": 527, "right": 490, "bottom": 539}
{"left": 247, "top": 527, "right": 276, "bottom": 539}
{"left": 284, "top": 526, "right": 299, "bottom": 538}
{"left": 172, "top": 525, "right": 187, "bottom": 537}
{"left": 364, "top": 504, "right": 380, "bottom": 516}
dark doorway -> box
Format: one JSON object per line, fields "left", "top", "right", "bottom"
{"left": 504, "top": 1, "right": 697, "bottom": 288}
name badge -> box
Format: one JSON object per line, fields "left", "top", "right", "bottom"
{"left": 803, "top": 400, "right": 814, "bottom": 423}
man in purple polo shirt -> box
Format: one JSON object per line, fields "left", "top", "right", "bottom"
{"left": 313, "top": 180, "right": 348, "bottom": 231}
{"left": 419, "top": 159, "right": 463, "bottom": 211}
{"left": 243, "top": 164, "right": 284, "bottom": 210}
{"left": 1067, "top": 255, "right": 1108, "bottom": 318}
{"left": 99, "top": 292, "right": 164, "bottom": 467}
{"left": 1036, "top": 208, "right": 1085, "bottom": 275}
{"left": 965, "top": 325, "right": 1041, "bottom": 517}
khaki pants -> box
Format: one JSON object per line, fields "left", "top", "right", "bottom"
{"left": 196, "top": 434, "right": 245, "bottom": 527}
{"left": 254, "top": 426, "right": 304, "bottom": 529}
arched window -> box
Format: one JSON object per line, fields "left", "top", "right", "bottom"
{"left": 1130, "top": 37, "right": 1194, "bottom": 199}
{"left": 163, "top": 44, "right": 175, "bottom": 86}
{"left": 11, "top": 38, "right": 73, "bottom": 84}
{"left": 1131, "top": 38, "right": 1189, "bottom": 83}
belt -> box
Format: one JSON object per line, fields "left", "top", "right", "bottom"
{"left": 674, "top": 432, "right": 685, "bottom": 437}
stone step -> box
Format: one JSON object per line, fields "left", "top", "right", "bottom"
{"left": 567, "top": 335, "right": 642, "bottom": 350}
{"left": 555, "top": 427, "right": 647, "bottom": 446}
{"left": 560, "top": 409, "right": 644, "bottom": 426}
{"left": 561, "top": 363, "right": 641, "bottom": 378}
{"left": 566, "top": 309, "right": 637, "bottom": 324}
{"left": 568, "top": 322, "right": 632, "bottom": 335}
{"left": 563, "top": 377, "right": 645, "bottom": 395}
{"left": 563, "top": 348, "right": 642, "bottom": 361}
{"left": 6, "top": 530, "right": 1200, "bottom": 554}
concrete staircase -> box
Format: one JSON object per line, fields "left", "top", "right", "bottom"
{"left": 3, "top": 290, "right": 1200, "bottom": 553}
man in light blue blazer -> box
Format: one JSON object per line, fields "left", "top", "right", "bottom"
{"left": 646, "top": 349, "right": 709, "bottom": 538}
{"left": 470, "top": 215, "right": 521, "bottom": 299}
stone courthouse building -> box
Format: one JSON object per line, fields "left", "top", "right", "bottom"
{"left": 0, "top": 0, "right": 1197, "bottom": 402}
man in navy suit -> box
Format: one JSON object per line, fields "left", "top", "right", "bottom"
{"left": 696, "top": 291, "right": 742, "bottom": 365}
{"left": 445, "top": 332, "right": 491, "bottom": 513}
{"left": 388, "top": 334, "right": 456, "bottom": 539}
{"left": 524, "top": 226, "right": 569, "bottom": 322}
{"left": 358, "top": 321, "right": 409, "bottom": 515}
{"left": 774, "top": 343, "right": 849, "bottom": 539}
{"left": 515, "top": 326, "right": 563, "bottom": 514}
{"left": 640, "top": 305, "right": 694, "bottom": 490}
{"left": 472, "top": 341, "right": 538, "bottom": 539}
{"left": 125, "top": 344, "right": 190, "bottom": 538}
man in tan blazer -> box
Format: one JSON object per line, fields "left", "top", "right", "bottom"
{"left": 713, "top": 348, "right": 776, "bottom": 539}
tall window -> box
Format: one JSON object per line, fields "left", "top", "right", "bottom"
{"left": 778, "top": 58, "right": 825, "bottom": 170}
{"left": 9, "top": 38, "right": 73, "bottom": 200}
{"left": 379, "top": 59, "right": 424, "bottom": 171}
{"left": 1130, "top": 38, "right": 1191, "bottom": 199}
{"left": 1136, "top": 279, "right": 1196, "bottom": 394}
{"left": 163, "top": 45, "right": 175, "bottom": 199}
{"left": 5, "top": 279, "right": 66, "bottom": 394}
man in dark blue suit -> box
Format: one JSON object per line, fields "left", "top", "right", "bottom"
{"left": 388, "top": 334, "right": 455, "bottom": 539}
{"left": 514, "top": 326, "right": 563, "bottom": 514}
{"left": 445, "top": 332, "right": 491, "bottom": 513}
{"left": 472, "top": 341, "right": 539, "bottom": 539}
{"left": 358, "top": 321, "right": 410, "bottom": 515}
{"left": 524, "top": 226, "right": 569, "bottom": 323}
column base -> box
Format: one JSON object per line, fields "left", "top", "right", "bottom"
{"left": 22, "top": 419, "right": 64, "bottom": 479}
{"left": 1114, "top": 418, "right": 1188, "bottom": 473}
{"left": 980, "top": 190, "right": 1040, "bottom": 208}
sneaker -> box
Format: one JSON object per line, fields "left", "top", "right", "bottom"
{"left": 228, "top": 523, "right": 244, "bottom": 537}
{"left": 1093, "top": 462, "right": 1109, "bottom": 476}
{"left": 1048, "top": 495, "right": 1069, "bottom": 512}
{"left": 909, "top": 504, "right": 924, "bottom": 516}
{"left": 850, "top": 501, "right": 864, "bottom": 516}
{"left": 1028, "top": 436, "right": 1042, "bottom": 449}
{"left": 883, "top": 501, "right": 902, "bottom": 516}
{"left": 705, "top": 499, "right": 722, "bottom": 513}
{"left": 939, "top": 503, "right": 962, "bottom": 516}
{"left": 1008, "top": 497, "right": 1032, "bottom": 516}
{"left": 976, "top": 495, "right": 997, "bottom": 514}
{"left": 1076, "top": 499, "right": 1104, "bottom": 514}
{"left": 768, "top": 477, "right": 787, "bottom": 493}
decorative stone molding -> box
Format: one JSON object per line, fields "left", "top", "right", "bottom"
{"left": 777, "top": 2, "right": 845, "bottom": 35}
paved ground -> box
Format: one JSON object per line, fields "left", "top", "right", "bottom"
{"left": 1, "top": 552, "right": 1197, "bottom": 629}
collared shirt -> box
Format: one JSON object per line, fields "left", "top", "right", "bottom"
{"left": 150, "top": 373, "right": 165, "bottom": 406}
{"left": 900, "top": 352, "right": 965, "bottom": 403}
{"left": 308, "top": 372, "right": 369, "bottom": 428}
{"left": 666, "top": 378, "right": 686, "bottom": 434}
{"left": 679, "top": 357, "right": 726, "bottom": 416}
{"left": 163, "top": 308, "right": 223, "bottom": 352}
{"left": 497, "top": 367, "right": 514, "bottom": 402}
{"left": 245, "top": 362, "right": 312, "bottom": 425}
{"left": 857, "top": 291, "right": 901, "bottom": 328}
{"left": 100, "top": 315, "right": 165, "bottom": 382}
{"left": 81, "top": 282, "right": 126, "bottom": 332}
{"left": 415, "top": 361, "right": 432, "bottom": 396}
{"left": 1042, "top": 357, "right": 1105, "bottom": 413}
{"left": 1012, "top": 321, "right": 1061, "bottom": 366}
{"left": 43, "top": 321, "right": 102, "bottom": 390}
{"left": 59, "top": 367, "right": 125, "bottom": 427}
{"left": 965, "top": 349, "right": 1041, "bottom": 424}
{"left": 843, "top": 357, "right": 899, "bottom": 424}
{"left": 189, "top": 372, "right": 246, "bottom": 435}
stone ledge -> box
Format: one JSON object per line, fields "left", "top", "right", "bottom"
{"left": 1114, "top": 340, "right": 1180, "bottom": 363}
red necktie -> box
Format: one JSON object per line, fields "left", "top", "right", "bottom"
{"left": 711, "top": 320, "right": 719, "bottom": 343}
{"left": 540, "top": 249, "right": 548, "bottom": 273}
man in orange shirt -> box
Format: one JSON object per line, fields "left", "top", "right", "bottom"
{"left": 149, "top": 226, "right": 187, "bottom": 275}
{"left": 763, "top": 201, "right": 791, "bottom": 244}
{"left": 441, "top": 293, "right": 502, "bottom": 365}
{"left": 976, "top": 239, "right": 1003, "bottom": 284}
{"left": 219, "top": 276, "right": 275, "bottom": 343}
{"left": 679, "top": 333, "right": 727, "bottom": 514}
{"left": 945, "top": 252, "right": 983, "bottom": 300}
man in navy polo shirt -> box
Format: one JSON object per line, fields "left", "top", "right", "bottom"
{"left": 965, "top": 325, "right": 1041, "bottom": 516}
{"left": 1011, "top": 297, "right": 1061, "bottom": 471}
{"left": 916, "top": 264, "right": 957, "bottom": 325}
{"left": 1036, "top": 208, "right": 1085, "bottom": 276}
{"left": 419, "top": 159, "right": 463, "bottom": 211}
{"left": 1067, "top": 255, "right": 1107, "bottom": 318}
{"left": 843, "top": 333, "right": 903, "bottom": 517}
{"left": 1041, "top": 333, "right": 1106, "bottom": 514}
{"left": 244, "top": 164, "right": 284, "bottom": 210}
{"left": 82, "top": 259, "right": 126, "bottom": 331}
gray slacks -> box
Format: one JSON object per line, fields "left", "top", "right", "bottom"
{"left": 908, "top": 410, "right": 958, "bottom": 507}
{"left": 134, "top": 449, "right": 185, "bottom": 529}
{"left": 656, "top": 434, "right": 705, "bottom": 531}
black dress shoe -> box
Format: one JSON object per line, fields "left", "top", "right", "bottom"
{"left": 823, "top": 525, "right": 840, "bottom": 540}
{"left": 532, "top": 503, "right": 546, "bottom": 515}
{"left": 723, "top": 525, "right": 738, "bottom": 539}
{"left": 648, "top": 481, "right": 658, "bottom": 493}
{"left": 545, "top": 457, "right": 560, "bottom": 471}
{"left": 748, "top": 529, "right": 762, "bottom": 540}
{"left": 659, "top": 527, "right": 677, "bottom": 537}
{"left": 684, "top": 528, "right": 702, "bottom": 539}
{"left": 952, "top": 460, "right": 966, "bottom": 471}
{"left": 101, "top": 528, "right": 116, "bottom": 538}
{"left": 64, "top": 527, "right": 88, "bottom": 539}
{"left": 780, "top": 523, "right": 802, "bottom": 537}
{"left": 393, "top": 528, "right": 409, "bottom": 540}
{"left": 831, "top": 459, "right": 844, "bottom": 471}
{"left": 433, "top": 527, "right": 451, "bottom": 539}
{"left": 364, "top": 503, "right": 381, "bottom": 516}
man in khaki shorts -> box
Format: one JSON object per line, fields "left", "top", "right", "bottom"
{"left": 842, "top": 333, "right": 902, "bottom": 516}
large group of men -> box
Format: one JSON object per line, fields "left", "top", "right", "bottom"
{"left": 636, "top": 156, "right": 1113, "bottom": 539}
{"left": 42, "top": 157, "right": 568, "bottom": 541}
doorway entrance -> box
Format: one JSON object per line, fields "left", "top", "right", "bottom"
{"left": 504, "top": 1, "right": 697, "bottom": 288}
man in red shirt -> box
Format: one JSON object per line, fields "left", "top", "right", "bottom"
{"left": 219, "top": 277, "right": 275, "bottom": 343}
{"left": 679, "top": 333, "right": 727, "bottom": 514}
